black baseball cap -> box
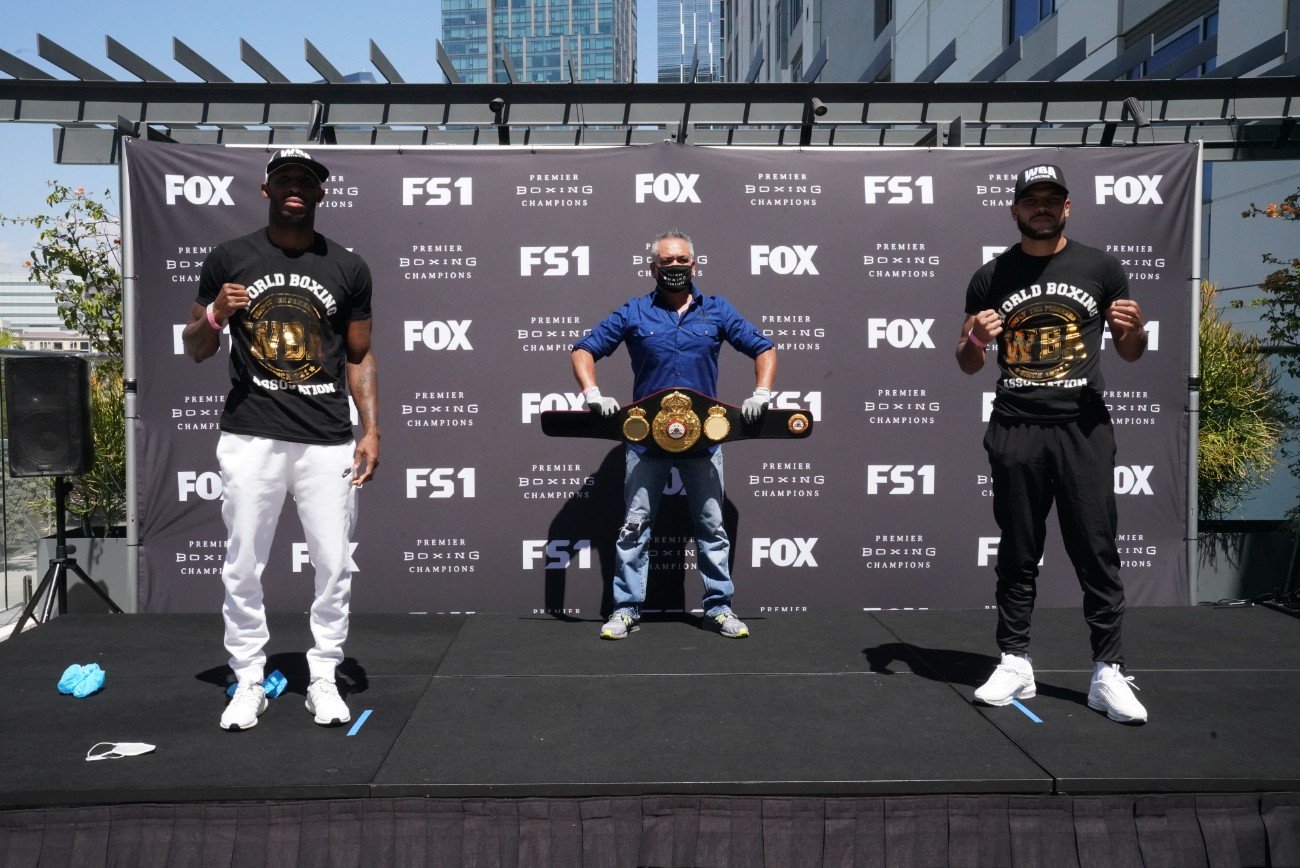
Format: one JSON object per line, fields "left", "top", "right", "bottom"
{"left": 1013, "top": 164, "right": 1068, "bottom": 200}
{"left": 265, "top": 148, "right": 329, "bottom": 183}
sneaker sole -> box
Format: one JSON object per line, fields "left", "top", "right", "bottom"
{"left": 600, "top": 625, "right": 637, "bottom": 640}
{"left": 719, "top": 629, "right": 750, "bottom": 638}
{"left": 974, "top": 687, "right": 1036, "bottom": 707}
{"left": 1087, "top": 697, "right": 1147, "bottom": 724}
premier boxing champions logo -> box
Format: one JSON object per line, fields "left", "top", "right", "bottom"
{"left": 515, "top": 173, "right": 592, "bottom": 208}
{"left": 759, "top": 315, "right": 824, "bottom": 352}
{"left": 746, "top": 171, "right": 820, "bottom": 208}
{"left": 399, "top": 241, "right": 478, "bottom": 282}
{"left": 861, "top": 532, "right": 936, "bottom": 571}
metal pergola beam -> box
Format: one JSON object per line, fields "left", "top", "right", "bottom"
{"left": 0, "top": 74, "right": 1296, "bottom": 162}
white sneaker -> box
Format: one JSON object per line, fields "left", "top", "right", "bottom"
{"left": 220, "top": 682, "right": 268, "bottom": 731}
{"left": 974, "top": 653, "right": 1036, "bottom": 706}
{"left": 1088, "top": 663, "right": 1148, "bottom": 724}
{"left": 600, "top": 610, "right": 638, "bottom": 640}
{"left": 306, "top": 679, "right": 351, "bottom": 726}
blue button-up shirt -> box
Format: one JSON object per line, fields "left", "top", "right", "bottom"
{"left": 573, "top": 287, "right": 774, "bottom": 401}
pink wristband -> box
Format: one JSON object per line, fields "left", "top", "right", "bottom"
{"left": 966, "top": 327, "right": 987, "bottom": 349}
{"left": 205, "top": 303, "right": 222, "bottom": 330}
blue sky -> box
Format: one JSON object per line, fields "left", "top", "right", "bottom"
{"left": 0, "top": 0, "right": 659, "bottom": 272}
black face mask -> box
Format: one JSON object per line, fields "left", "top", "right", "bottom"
{"left": 655, "top": 265, "right": 692, "bottom": 293}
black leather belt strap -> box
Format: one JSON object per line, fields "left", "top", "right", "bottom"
{"left": 541, "top": 387, "right": 813, "bottom": 457}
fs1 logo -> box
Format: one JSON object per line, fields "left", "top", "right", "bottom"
{"left": 292, "top": 542, "right": 359, "bottom": 573}
{"left": 522, "top": 539, "right": 592, "bottom": 569}
{"left": 1104, "top": 320, "right": 1160, "bottom": 351}
{"left": 750, "top": 245, "right": 818, "bottom": 275}
{"left": 982, "top": 246, "right": 1008, "bottom": 265}
{"left": 1095, "top": 175, "right": 1163, "bottom": 205}
{"left": 771, "top": 390, "right": 822, "bottom": 421}
{"left": 634, "top": 173, "right": 700, "bottom": 203}
{"left": 401, "top": 177, "right": 473, "bottom": 206}
{"left": 165, "top": 174, "right": 234, "bottom": 206}
{"left": 979, "top": 537, "right": 1045, "bottom": 566}
{"left": 867, "top": 465, "right": 935, "bottom": 495}
{"left": 173, "top": 323, "right": 228, "bottom": 355}
{"left": 1115, "top": 465, "right": 1154, "bottom": 495}
{"left": 978, "top": 537, "right": 999, "bottom": 567}
{"left": 863, "top": 176, "right": 934, "bottom": 204}
{"left": 521, "top": 392, "right": 584, "bottom": 423}
{"left": 521, "top": 246, "right": 590, "bottom": 276}
{"left": 403, "top": 320, "right": 472, "bottom": 351}
{"left": 178, "top": 471, "right": 222, "bottom": 501}
{"left": 406, "top": 468, "right": 477, "bottom": 498}
{"left": 751, "top": 537, "right": 818, "bottom": 567}
{"left": 866, "top": 318, "right": 935, "bottom": 349}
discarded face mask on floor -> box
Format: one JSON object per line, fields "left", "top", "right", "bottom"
{"left": 57, "top": 663, "right": 105, "bottom": 698}
{"left": 85, "top": 742, "right": 156, "bottom": 762}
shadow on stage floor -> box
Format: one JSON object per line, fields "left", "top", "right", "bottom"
{"left": 0, "top": 606, "right": 1297, "bottom": 865}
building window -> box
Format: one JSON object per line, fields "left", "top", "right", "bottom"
{"left": 873, "top": 0, "right": 892, "bottom": 39}
{"left": 1129, "top": 11, "right": 1218, "bottom": 78}
{"left": 1010, "top": 0, "right": 1055, "bottom": 41}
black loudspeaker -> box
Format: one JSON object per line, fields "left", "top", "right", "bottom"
{"left": 4, "top": 355, "right": 95, "bottom": 477}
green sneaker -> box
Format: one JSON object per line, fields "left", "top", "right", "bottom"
{"left": 710, "top": 608, "right": 749, "bottom": 638}
{"left": 600, "top": 610, "right": 638, "bottom": 640}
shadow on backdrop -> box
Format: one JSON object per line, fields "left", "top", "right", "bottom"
{"left": 544, "top": 445, "right": 739, "bottom": 621}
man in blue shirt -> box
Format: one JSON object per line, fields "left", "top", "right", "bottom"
{"left": 571, "top": 229, "right": 776, "bottom": 640}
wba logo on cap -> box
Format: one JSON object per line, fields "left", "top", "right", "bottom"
{"left": 277, "top": 148, "right": 313, "bottom": 160}
{"left": 1023, "top": 166, "right": 1058, "bottom": 184}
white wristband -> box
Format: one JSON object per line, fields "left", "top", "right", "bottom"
{"left": 583, "top": 386, "right": 603, "bottom": 401}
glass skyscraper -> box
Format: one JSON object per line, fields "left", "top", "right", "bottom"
{"left": 657, "top": 0, "right": 723, "bottom": 82}
{"left": 442, "top": 0, "right": 636, "bottom": 83}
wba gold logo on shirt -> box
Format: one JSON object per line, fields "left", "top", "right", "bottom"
{"left": 998, "top": 282, "right": 1097, "bottom": 383}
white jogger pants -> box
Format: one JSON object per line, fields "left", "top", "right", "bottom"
{"left": 216, "top": 432, "right": 358, "bottom": 684}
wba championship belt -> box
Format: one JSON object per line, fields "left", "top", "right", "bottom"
{"left": 541, "top": 387, "right": 813, "bottom": 457}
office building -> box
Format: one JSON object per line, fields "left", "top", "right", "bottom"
{"left": 658, "top": 0, "right": 724, "bottom": 82}
{"left": 724, "top": 0, "right": 1288, "bottom": 85}
{"left": 442, "top": 0, "right": 636, "bottom": 83}
{"left": 0, "top": 277, "right": 64, "bottom": 333}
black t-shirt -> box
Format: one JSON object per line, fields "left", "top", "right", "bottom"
{"left": 197, "top": 229, "right": 373, "bottom": 444}
{"left": 965, "top": 240, "right": 1128, "bottom": 422}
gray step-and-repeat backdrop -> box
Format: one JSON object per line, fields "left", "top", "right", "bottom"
{"left": 126, "top": 139, "right": 1196, "bottom": 616}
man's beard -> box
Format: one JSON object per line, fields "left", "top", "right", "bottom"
{"left": 1016, "top": 213, "right": 1066, "bottom": 241}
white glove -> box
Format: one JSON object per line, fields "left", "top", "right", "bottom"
{"left": 741, "top": 387, "right": 772, "bottom": 423}
{"left": 583, "top": 386, "right": 620, "bottom": 417}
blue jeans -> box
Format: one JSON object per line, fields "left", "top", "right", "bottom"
{"left": 612, "top": 446, "right": 734, "bottom": 619}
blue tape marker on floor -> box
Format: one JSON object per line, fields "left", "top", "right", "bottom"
{"left": 1010, "top": 700, "right": 1043, "bottom": 724}
{"left": 347, "top": 709, "right": 372, "bottom": 736}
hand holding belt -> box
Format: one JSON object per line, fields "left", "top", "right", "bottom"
{"left": 540, "top": 387, "right": 813, "bottom": 457}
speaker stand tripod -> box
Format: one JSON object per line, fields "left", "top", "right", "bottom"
{"left": 9, "top": 477, "right": 123, "bottom": 639}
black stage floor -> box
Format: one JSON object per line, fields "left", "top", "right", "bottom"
{"left": 0, "top": 606, "right": 1297, "bottom": 808}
